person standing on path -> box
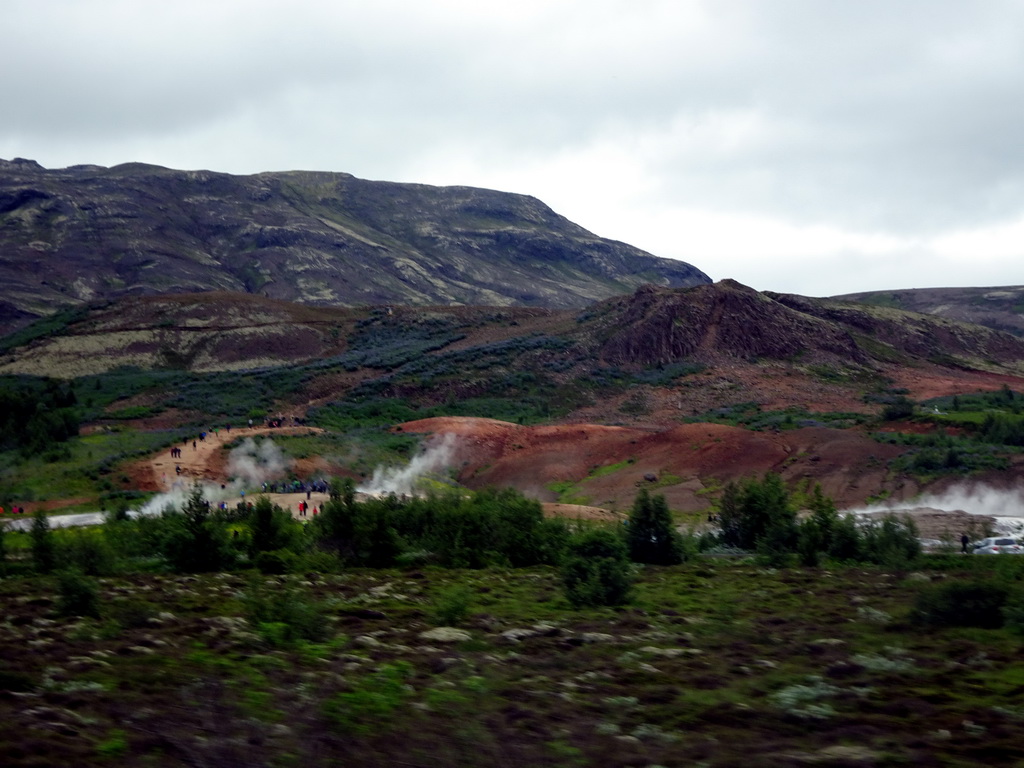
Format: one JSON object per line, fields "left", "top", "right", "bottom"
{"left": 961, "top": 533, "right": 971, "bottom": 554}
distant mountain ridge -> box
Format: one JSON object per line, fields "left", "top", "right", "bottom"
{"left": 4, "top": 280, "right": 1024, "bottom": 384}
{"left": 833, "top": 285, "right": 1024, "bottom": 338}
{"left": 0, "top": 158, "right": 710, "bottom": 335}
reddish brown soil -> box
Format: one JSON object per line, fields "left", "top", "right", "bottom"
{"left": 401, "top": 417, "right": 912, "bottom": 514}
{"left": 137, "top": 425, "right": 323, "bottom": 492}
{"left": 885, "top": 366, "right": 1024, "bottom": 400}
{"left": 50, "top": 356, "right": 1024, "bottom": 520}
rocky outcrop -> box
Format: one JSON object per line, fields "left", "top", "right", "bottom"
{"left": 595, "top": 281, "right": 865, "bottom": 366}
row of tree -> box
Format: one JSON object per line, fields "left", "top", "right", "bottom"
{"left": 5, "top": 474, "right": 922, "bottom": 610}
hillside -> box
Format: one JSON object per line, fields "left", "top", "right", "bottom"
{"left": 4, "top": 280, "right": 1024, "bottom": 399}
{"left": 0, "top": 158, "right": 709, "bottom": 335}
{"left": 834, "top": 285, "right": 1024, "bottom": 337}
{"left": 4, "top": 280, "right": 1024, "bottom": 516}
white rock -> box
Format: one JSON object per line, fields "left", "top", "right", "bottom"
{"left": 419, "top": 627, "right": 471, "bottom": 643}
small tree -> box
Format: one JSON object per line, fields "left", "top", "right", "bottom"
{"left": 797, "top": 485, "right": 838, "bottom": 566}
{"left": 861, "top": 514, "right": 920, "bottom": 567}
{"left": 163, "top": 485, "right": 235, "bottom": 572}
{"left": 248, "top": 496, "right": 295, "bottom": 558}
{"left": 562, "top": 528, "right": 632, "bottom": 608}
{"left": 353, "top": 502, "right": 401, "bottom": 568}
{"left": 626, "top": 489, "right": 683, "bottom": 565}
{"left": 719, "top": 474, "right": 796, "bottom": 553}
{"left": 30, "top": 509, "right": 57, "bottom": 574}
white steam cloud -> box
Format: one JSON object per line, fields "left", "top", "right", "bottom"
{"left": 131, "top": 438, "right": 291, "bottom": 518}
{"left": 359, "top": 433, "right": 459, "bottom": 497}
{"left": 227, "top": 438, "right": 289, "bottom": 487}
{"left": 843, "top": 482, "right": 1024, "bottom": 536}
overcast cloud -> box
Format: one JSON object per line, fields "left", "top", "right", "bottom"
{"left": 3, "top": 0, "right": 1024, "bottom": 297}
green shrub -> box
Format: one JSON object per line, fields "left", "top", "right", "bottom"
{"left": 882, "top": 396, "right": 915, "bottom": 421}
{"left": 248, "top": 496, "right": 299, "bottom": 557}
{"left": 64, "top": 528, "right": 119, "bottom": 576}
{"left": 294, "top": 549, "right": 344, "bottom": 573}
{"left": 242, "top": 580, "right": 329, "bottom": 645}
{"left": 1001, "top": 590, "right": 1024, "bottom": 634}
{"left": 912, "top": 578, "right": 1011, "bottom": 629}
{"left": 861, "top": 515, "right": 921, "bottom": 567}
{"left": 30, "top": 509, "right": 57, "bottom": 574}
{"left": 254, "top": 549, "right": 296, "bottom": 575}
{"left": 96, "top": 729, "right": 128, "bottom": 759}
{"left": 106, "top": 598, "right": 158, "bottom": 629}
{"left": 56, "top": 568, "right": 101, "bottom": 619}
{"left": 323, "top": 661, "right": 413, "bottom": 736}
{"left": 429, "top": 585, "right": 473, "bottom": 626}
{"left": 561, "top": 528, "right": 632, "bottom": 608}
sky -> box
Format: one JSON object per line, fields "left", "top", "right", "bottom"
{"left": 3, "top": 0, "right": 1024, "bottom": 298}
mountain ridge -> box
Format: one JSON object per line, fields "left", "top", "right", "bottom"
{"left": 0, "top": 158, "right": 710, "bottom": 335}
{"left": 833, "top": 285, "right": 1024, "bottom": 337}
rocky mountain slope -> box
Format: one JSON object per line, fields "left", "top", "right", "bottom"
{"left": 834, "top": 285, "right": 1024, "bottom": 337}
{"left": 0, "top": 158, "right": 710, "bottom": 335}
{"left": 4, "top": 280, "right": 1024, "bottom": 397}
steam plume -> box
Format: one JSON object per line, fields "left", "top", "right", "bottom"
{"left": 132, "top": 438, "right": 290, "bottom": 518}
{"left": 843, "top": 482, "right": 1024, "bottom": 535}
{"left": 227, "top": 438, "right": 288, "bottom": 487}
{"left": 359, "top": 433, "right": 458, "bottom": 497}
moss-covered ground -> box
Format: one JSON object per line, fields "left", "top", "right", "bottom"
{"left": 3, "top": 559, "right": 1024, "bottom": 766}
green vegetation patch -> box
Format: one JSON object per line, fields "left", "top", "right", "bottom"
{"left": 686, "top": 402, "right": 870, "bottom": 431}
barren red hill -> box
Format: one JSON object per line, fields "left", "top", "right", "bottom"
{"left": 398, "top": 416, "right": 945, "bottom": 513}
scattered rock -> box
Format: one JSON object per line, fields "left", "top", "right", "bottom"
{"left": 419, "top": 627, "right": 472, "bottom": 643}
{"left": 500, "top": 628, "right": 539, "bottom": 642}
{"left": 639, "top": 646, "right": 691, "bottom": 658}
{"left": 807, "top": 638, "right": 846, "bottom": 651}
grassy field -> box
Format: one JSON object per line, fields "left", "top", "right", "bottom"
{"left": 3, "top": 557, "right": 1024, "bottom": 766}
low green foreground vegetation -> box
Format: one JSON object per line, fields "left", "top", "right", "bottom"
{"left": 4, "top": 481, "right": 1024, "bottom": 767}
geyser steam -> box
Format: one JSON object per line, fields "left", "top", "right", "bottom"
{"left": 359, "top": 433, "right": 458, "bottom": 497}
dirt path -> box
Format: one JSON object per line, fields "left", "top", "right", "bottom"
{"left": 142, "top": 425, "right": 338, "bottom": 519}
{"left": 149, "top": 425, "right": 320, "bottom": 491}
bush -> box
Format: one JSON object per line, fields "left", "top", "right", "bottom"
{"left": 718, "top": 474, "right": 797, "bottom": 553}
{"left": 861, "top": 515, "right": 921, "bottom": 568}
{"left": 912, "top": 578, "right": 1011, "bottom": 629}
{"left": 106, "top": 598, "right": 158, "bottom": 629}
{"left": 30, "top": 510, "right": 57, "bottom": 574}
{"left": 429, "top": 585, "right": 473, "bottom": 626}
{"left": 254, "top": 549, "right": 296, "bottom": 575}
{"left": 242, "top": 580, "right": 329, "bottom": 645}
{"left": 1001, "top": 590, "right": 1024, "bottom": 634}
{"left": 56, "top": 568, "right": 101, "bottom": 619}
{"left": 64, "top": 528, "right": 119, "bottom": 576}
{"left": 882, "top": 396, "right": 915, "bottom": 421}
{"left": 561, "top": 528, "right": 633, "bottom": 608}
